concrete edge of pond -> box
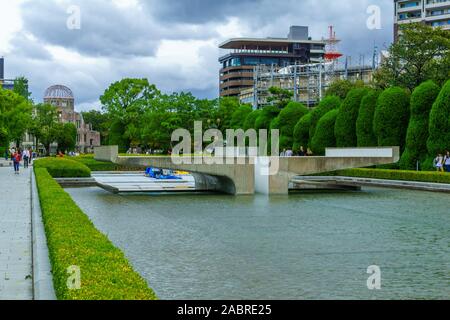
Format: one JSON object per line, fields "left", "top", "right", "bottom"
{"left": 31, "top": 171, "right": 57, "bottom": 300}
{"left": 297, "top": 176, "right": 450, "bottom": 193}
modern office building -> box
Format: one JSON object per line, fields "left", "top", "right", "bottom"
{"left": 218, "top": 26, "right": 326, "bottom": 97}
{"left": 44, "top": 85, "right": 101, "bottom": 153}
{"left": 394, "top": 0, "right": 450, "bottom": 40}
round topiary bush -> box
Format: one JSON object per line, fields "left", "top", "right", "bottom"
{"left": 293, "top": 112, "right": 312, "bottom": 151}
{"left": 255, "top": 105, "right": 281, "bottom": 131}
{"left": 335, "top": 87, "right": 370, "bottom": 147}
{"left": 243, "top": 109, "right": 262, "bottom": 131}
{"left": 400, "top": 81, "right": 440, "bottom": 170}
{"left": 230, "top": 105, "right": 253, "bottom": 130}
{"left": 272, "top": 102, "right": 309, "bottom": 149}
{"left": 356, "top": 89, "right": 380, "bottom": 147}
{"left": 427, "top": 79, "right": 450, "bottom": 162}
{"left": 373, "top": 87, "right": 410, "bottom": 152}
{"left": 309, "top": 96, "right": 341, "bottom": 145}
{"left": 311, "top": 109, "right": 340, "bottom": 156}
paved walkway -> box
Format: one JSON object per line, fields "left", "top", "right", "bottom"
{"left": 0, "top": 166, "right": 33, "bottom": 300}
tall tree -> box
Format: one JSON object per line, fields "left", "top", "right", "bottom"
{"left": 374, "top": 23, "right": 450, "bottom": 90}
{"left": 13, "top": 76, "right": 32, "bottom": 101}
{"left": 30, "top": 103, "right": 59, "bottom": 155}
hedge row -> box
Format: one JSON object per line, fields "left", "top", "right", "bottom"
{"left": 34, "top": 158, "right": 91, "bottom": 178}
{"left": 71, "top": 156, "right": 129, "bottom": 171}
{"left": 333, "top": 168, "right": 450, "bottom": 184}
{"left": 35, "top": 167, "right": 157, "bottom": 300}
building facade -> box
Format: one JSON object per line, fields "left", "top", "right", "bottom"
{"left": 0, "top": 57, "right": 15, "bottom": 90}
{"left": 394, "top": 0, "right": 450, "bottom": 40}
{"left": 44, "top": 85, "right": 101, "bottom": 153}
{"left": 219, "top": 26, "right": 326, "bottom": 97}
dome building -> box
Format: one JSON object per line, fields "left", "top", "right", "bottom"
{"left": 43, "top": 85, "right": 101, "bottom": 153}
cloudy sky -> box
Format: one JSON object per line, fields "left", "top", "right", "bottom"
{"left": 0, "top": 0, "right": 394, "bottom": 111}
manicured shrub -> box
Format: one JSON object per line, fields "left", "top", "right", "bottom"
{"left": 243, "top": 109, "right": 262, "bottom": 131}
{"left": 272, "top": 102, "right": 309, "bottom": 149}
{"left": 255, "top": 105, "right": 280, "bottom": 131}
{"left": 400, "top": 81, "right": 441, "bottom": 170}
{"left": 293, "top": 112, "right": 312, "bottom": 151}
{"left": 427, "top": 79, "right": 450, "bottom": 158}
{"left": 311, "top": 109, "right": 339, "bottom": 155}
{"left": 34, "top": 168, "right": 157, "bottom": 300}
{"left": 309, "top": 96, "right": 341, "bottom": 144}
{"left": 356, "top": 89, "right": 380, "bottom": 147}
{"left": 34, "top": 158, "right": 91, "bottom": 178}
{"left": 335, "top": 87, "right": 370, "bottom": 147}
{"left": 373, "top": 87, "right": 410, "bottom": 151}
{"left": 332, "top": 168, "right": 450, "bottom": 184}
{"left": 230, "top": 105, "right": 253, "bottom": 130}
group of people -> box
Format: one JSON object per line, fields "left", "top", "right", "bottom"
{"left": 6, "top": 148, "right": 34, "bottom": 175}
{"left": 434, "top": 151, "right": 450, "bottom": 172}
{"left": 280, "top": 146, "right": 313, "bottom": 157}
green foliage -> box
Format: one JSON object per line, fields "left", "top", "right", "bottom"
{"left": 333, "top": 168, "right": 450, "bottom": 184}
{"left": 267, "top": 86, "right": 294, "bottom": 108}
{"left": 373, "top": 87, "right": 410, "bottom": 151}
{"left": 54, "top": 123, "right": 77, "bottom": 152}
{"left": 81, "top": 110, "right": 110, "bottom": 145}
{"left": 374, "top": 23, "right": 450, "bottom": 90}
{"left": 427, "top": 79, "right": 450, "bottom": 157}
{"left": 13, "top": 76, "right": 31, "bottom": 101}
{"left": 293, "top": 113, "right": 312, "bottom": 151}
{"left": 30, "top": 103, "right": 59, "bottom": 155}
{"left": 309, "top": 96, "right": 341, "bottom": 145}
{"left": 34, "top": 158, "right": 91, "bottom": 178}
{"left": 272, "top": 102, "right": 309, "bottom": 149}
{"left": 72, "top": 155, "right": 137, "bottom": 171}
{"left": 255, "top": 105, "right": 280, "bottom": 131}
{"left": 335, "top": 88, "right": 370, "bottom": 147}
{"left": 400, "top": 81, "right": 441, "bottom": 170}
{"left": 356, "top": 89, "right": 380, "bottom": 147}
{"left": 230, "top": 105, "right": 253, "bottom": 129}
{"left": 0, "top": 87, "right": 32, "bottom": 146}
{"left": 325, "top": 79, "right": 365, "bottom": 100}
{"left": 243, "top": 110, "right": 262, "bottom": 131}
{"left": 311, "top": 109, "right": 339, "bottom": 155}
{"left": 34, "top": 168, "right": 157, "bottom": 300}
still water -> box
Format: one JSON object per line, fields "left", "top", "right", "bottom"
{"left": 67, "top": 187, "right": 450, "bottom": 300}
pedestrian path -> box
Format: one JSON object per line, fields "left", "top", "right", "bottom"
{"left": 0, "top": 167, "right": 33, "bottom": 300}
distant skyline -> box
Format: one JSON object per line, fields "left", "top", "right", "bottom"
{"left": 0, "top": 0, "right": 393, "bottom": 111}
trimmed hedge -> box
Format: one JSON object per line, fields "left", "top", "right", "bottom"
{"left": 72, "top": 156, "right": 132, "bottom": 172}
{"left": 243, "top": 109, "right": 262, "bottom": 131}
{"left": 272, "top": 101, "right": 309, "bottom": 149}
{"left": 35, "top": 168, "right": 157, "bottom": 300}
{"left": 400, "top": 81, "right": 441, "bottom": 170}
{"left": 311, "top": 109, "right": 339, "bottom": 156}
{"left": 427, "top": 79, "right": 450, "bottom": 157}
{"left": 373, "top": 87, "right": 410, "bottom": 151}
{"left": 293, "top": 112, "right": 312, "bottom": 151}
{"left": 333, "top": 168, "right": 450, "bottom": 184}
{"left": 356, "top": 89, "right": 380, "bottom": 147}
{"left": 309, "top": 96, "right": 341, "bottom": 145}
{"left": 255, "top": 105, "right": 280, "bottom": 131}
{"left": 34, "top": 158, "right": 91, "bottom": 178}
{"left": 230, "top": 105, "right": 253, "bottom": 130}
{"left": 335, "top": 87, "right": 370, "bottom": 147}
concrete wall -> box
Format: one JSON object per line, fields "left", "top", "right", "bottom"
{"left": 94, "top": 145, "right": 118, "bottom": 162}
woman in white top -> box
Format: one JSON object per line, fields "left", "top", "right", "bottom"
{"left": 434, "top": 154, "right": 444, "bottom": 172}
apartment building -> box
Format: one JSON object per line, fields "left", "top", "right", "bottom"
{"left": 394, "top": 0, "right": 450, "bottom": 40}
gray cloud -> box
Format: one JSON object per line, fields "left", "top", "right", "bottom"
{"left": 5, "top": 0, "right": 394, "bottom": 109}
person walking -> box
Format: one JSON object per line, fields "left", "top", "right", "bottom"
{"left": 444, "top": 151, "right": 450, "bottom": 173}
{"left": 13, "top": 150, "right": 21, "bottom": 174}
{"left": 434, "top": 154, "right": 444, "bottom": 172}
{"left": 22, "top": 148, "right": 29, "bottom": 169}
{"left": 28, "top": 148, "right": 33, "bottom": 165}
